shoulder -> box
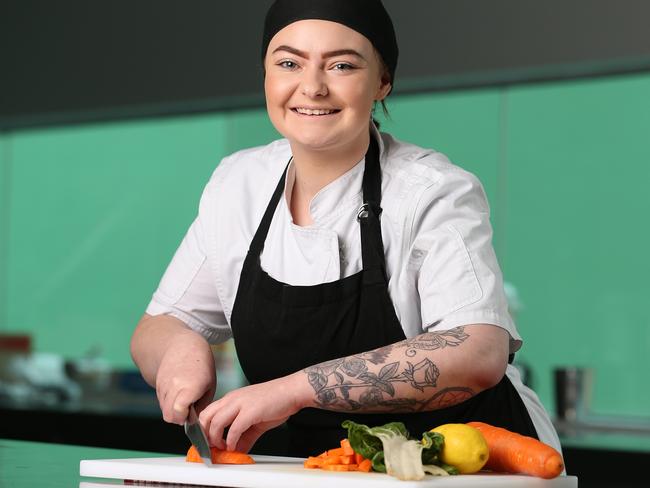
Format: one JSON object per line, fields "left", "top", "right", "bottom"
{"left": 210, "top": 138, "right": 291, "bottom": 188}
{"left": 378, "top": 131, "right": 489, "bottom": 219}
{"left": 199, "top": 138, "right": 291, "bottom": 206}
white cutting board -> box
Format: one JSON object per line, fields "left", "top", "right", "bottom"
{"left": 80, "top": 454, "right": 578, "bottom": 487}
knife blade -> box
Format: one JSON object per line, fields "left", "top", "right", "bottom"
{"left": 184, "top": 404, "right": 214, "bottom": 467}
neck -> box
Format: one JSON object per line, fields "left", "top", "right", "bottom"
{"left": 290, "top": 131, "right": 370, "bottom": 199}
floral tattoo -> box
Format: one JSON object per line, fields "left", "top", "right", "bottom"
{"left": 303, "top": 326, "right": 474, "bottom": 413}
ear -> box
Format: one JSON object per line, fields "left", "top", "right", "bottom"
{"left": 375, "top": 77, "right": 392, "bottom": 101}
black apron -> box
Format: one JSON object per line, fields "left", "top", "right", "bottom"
{"left": 230, "top": 134, "right": 537, "bottom": 457}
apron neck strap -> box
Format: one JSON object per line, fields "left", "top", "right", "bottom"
{"left": 248, "top": 132, "right": 386, "bottom": 277}
{"left": 358, "top": 135, "right": 388, "bottom": 278}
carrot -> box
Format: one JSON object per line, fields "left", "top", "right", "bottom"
{"left": 322, "top": 464, "right": 355, "bottom": 471}
{"left": 340, "top": 438, "right": 355, "bottom": 456}
{"left": 358, "top": 459, "right": 373, "bottom": 472}
{"left": 467, "top": 422, "right": 563, "bottom": 479}
{"left": 327, "top": 447, "right": 345, "bottom": 457}
{"left": 339, "top": 455, "right": 355, "bottom": 465}
{"left": 303, "top": 439, "right": 373, "bottom": 474}
{"left": 322, "top": 455, "right": 343, "bottom": 465}
{"left": 186, "top": 445, "right": 255, "bottom": 464}
{"left": 304, "top": 456, "right": 324, "bottom": 468}
{"left": 186, "top": 445, "right": 202, "bottom": 463}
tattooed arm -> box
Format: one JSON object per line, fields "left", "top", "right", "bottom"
{"left": 303, "top": 324, "right": 509, "bottom": 413}
{"left": 200, "top": 324, "right": 509, "bottom": 451}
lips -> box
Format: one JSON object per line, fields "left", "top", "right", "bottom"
{"left": 292, "top": 107, "right": 341, "bottom": 116}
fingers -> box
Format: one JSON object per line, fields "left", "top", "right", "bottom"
{"left": 201, "top": 400, "right": 235, "bottom": 450}
{"left": 157, "top": 379, "right": 207, "bottom": 425}
{"left": 225, "top": 413, "right": 253, "bottom": 452}
{"left": 235, "top": 426, "right": 266, "bottom": 454}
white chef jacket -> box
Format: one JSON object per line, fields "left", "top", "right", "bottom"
{"left": 146, "top": 123, "right": 562, "bottom": 454}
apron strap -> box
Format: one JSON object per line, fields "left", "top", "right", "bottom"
{"left": 248, "top": 160, "right": 291, "bottom": 255}
{"left": 358, "top": 135, "right": 388, "bottom": 284}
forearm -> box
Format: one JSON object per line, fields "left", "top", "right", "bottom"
{"left": 298, "top": 325, "right": 509, "bottom": 413}
{"left": 130, "top": 313, "right": 213, "bottom": 387}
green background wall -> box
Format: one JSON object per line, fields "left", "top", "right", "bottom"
{"left": 1, "top": 71, "right": 648, "bottom": 418}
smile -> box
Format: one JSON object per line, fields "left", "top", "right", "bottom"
{"left": 292, "top": 108, "right": 341, "bottom": 116}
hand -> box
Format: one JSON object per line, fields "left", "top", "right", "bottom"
{"left": 155, "top": 332, "right": 216, "bottom": 425}
{"left": 199, "top": 372, "right": 310, "bottom": 453}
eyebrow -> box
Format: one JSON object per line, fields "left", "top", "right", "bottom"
{"left": 271, "top": 45, "right": 366, "bottom": 61}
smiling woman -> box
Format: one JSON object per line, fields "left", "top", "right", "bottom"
{"left": 263, "top": 19, "right": 391, "bottom": 225}
{"left": 264, "top": 20, "right": 389, "bottom": 150}
{"left": 129, "top": 0, "right": 562, "bottom": 461}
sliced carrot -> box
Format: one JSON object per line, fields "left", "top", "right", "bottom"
{"left": 358, "top": 459, "right": 373, "bottom": 472}
{"left": 211, "top": 448, "right": 255, "bottom": 464}
{"left": 467, "top": 421, "right": 563, "bottom": 479}
{"left": 340, "top": 438, "right": 355, "bottom": 456}
{"left": 185, "top": 445, "right": 255, "bottom": 464}
{"left": 354, "top": 452, "right": 365, "bottom": 465}
{"left": 186, "top": 446, "right": 202, "bottom": 463}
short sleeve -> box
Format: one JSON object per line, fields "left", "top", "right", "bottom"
{"left": 146, "top": 177, "right": 231, "bottom": 344}
{"left": 411, "top": 167, "right": 521, "bottom": 351}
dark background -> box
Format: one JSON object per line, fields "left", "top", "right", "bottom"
{"left": 3, "top": 0, "right": 650, "bottom": 129}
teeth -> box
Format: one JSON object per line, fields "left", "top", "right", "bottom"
{"left": 295, "top": 108, "right": 336, "bottom": 115}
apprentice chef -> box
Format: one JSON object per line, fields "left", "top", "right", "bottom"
{"left": 131, "top": 0, "right": 561, "bottom": 458}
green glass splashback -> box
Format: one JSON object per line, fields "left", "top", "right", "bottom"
{"left": 1, "top": 72, "right": 648, "bottom": 419}
{"left": 502, "top": 74, "right": 650, "bottom": 417}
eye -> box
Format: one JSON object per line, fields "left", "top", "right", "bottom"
{"left": 332, "top": 62, "right": 355, "bottom": 71}
{"left": 278, "top": 60, "right": 299, "bottom": 70}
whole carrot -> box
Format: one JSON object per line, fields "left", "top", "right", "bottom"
{"left": 467, "top": 422, "right": 563, "bottom": 479}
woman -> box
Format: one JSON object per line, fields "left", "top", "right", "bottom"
{"left": 130, "top": 0, "right": 561, "bottom": 458}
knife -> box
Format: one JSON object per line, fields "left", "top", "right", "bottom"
{"left": 184, "top": 404, "right": 214, "bottom": 467}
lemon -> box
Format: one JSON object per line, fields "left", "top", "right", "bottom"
{"left": 430, "top": 423, "right": 489, "bottom": 474}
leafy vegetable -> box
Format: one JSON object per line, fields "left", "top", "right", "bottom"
{"left": 341, "top": 420, "right": 407, "bottom": 472}
{"left": 420, "top": 430, "right": 444, "bottom": 465}
{"left": 421, "top": 431, "right": 459, "bottom": 475}
{"left": 342, "top": 420, "right": 457, "bottom": 480}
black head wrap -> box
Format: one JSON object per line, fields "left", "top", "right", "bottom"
{"left": 261, "top": 0, "right": 398, "bottom": 86}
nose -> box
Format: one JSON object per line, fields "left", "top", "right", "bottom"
{"left": 300, "top": 66, "right": 328, "bottom": 98}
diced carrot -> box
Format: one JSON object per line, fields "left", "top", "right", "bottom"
{"left": 322, "top": 455, "right": 342, "bottom": 465}
{"left": 304, "top": 456, "right": 324, "bottom": 468}
{"left": 339, "top": 455, "right": 354, "bottom": 465}
{"left": 340, "top": 438, "right": 355, "bottom": 456}
{"left": 302, "top": 442, "right": 374, "bottom": 474}
{"left": 322, "top": 464, "right": 353, "bottom": 471}
{"left": 327, "top": 447, "right": 345, "bottom": 457}
{"left": 358, "top": 459, "right": 372, "bottom": 472}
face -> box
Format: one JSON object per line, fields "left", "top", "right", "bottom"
{"left": 264, "top": 20, "right": 391, "bottom": 154}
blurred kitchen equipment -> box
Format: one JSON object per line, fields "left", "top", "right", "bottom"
{"left": 65, "top": 345, "right": 112, "bottom": 394}
{"left": 554, "top": 366, "right": 593, "bottom": 422}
